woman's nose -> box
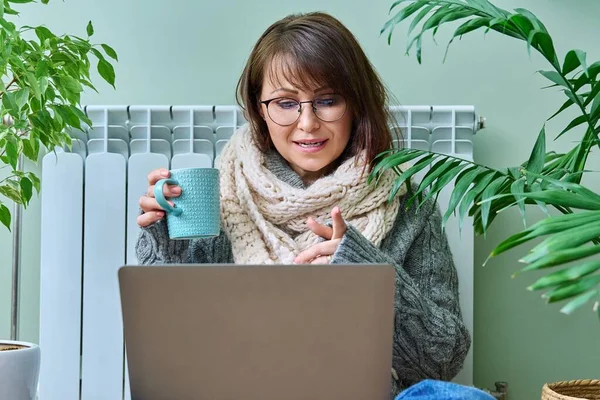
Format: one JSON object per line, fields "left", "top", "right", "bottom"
{"left": 297, "top": 103, "right": 320, "bottom": 132}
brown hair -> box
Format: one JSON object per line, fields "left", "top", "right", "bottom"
{"left": 236, "top": 12, "right": 395, "bottom": 171}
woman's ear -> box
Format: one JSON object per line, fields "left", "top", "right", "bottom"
{"left": 257, "top": 100, "right": 266, "bottom": 120}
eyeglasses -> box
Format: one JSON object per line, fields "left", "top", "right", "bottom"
{"left": 259, "top": 94, "right": 347, "bottom": 126}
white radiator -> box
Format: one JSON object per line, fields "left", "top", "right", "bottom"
{"left": 38, "top": 105, "right": 480, "bottom": 399}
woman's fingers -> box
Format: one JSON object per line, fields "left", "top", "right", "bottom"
{"left": 136, "top": 210, "right": 165, "bottom": 227}
{"left": 147, "top": 168, "right": 170, "bottom": 185}
{"left": 310, "top": 255, "right": 330, "bottom": 265}
{"left": 294, "top": 240, "right": 340, "bottom": 264}
{"left": 331, "top": 207, "right": 347, "bottom": 240}
{"left": 306, "top": 217, "right": 333, "bottom": 240}
{"left": 146, "top": 183, "right": 181, "bottom": 198}
{"left": 138, "top": 195, "right": 174, "bottom": 213}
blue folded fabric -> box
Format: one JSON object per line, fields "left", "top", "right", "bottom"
{"left": 395, "top": 379, "right": 496, "bottom": 400}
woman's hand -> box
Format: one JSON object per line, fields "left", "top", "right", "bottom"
{"left": 294, "top": 206, "right": 347, "bottom": 264}
{"left": 136, "top": 168, "right": 181, "bottom": 227}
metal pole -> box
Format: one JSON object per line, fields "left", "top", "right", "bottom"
{"left": 10, "top": 154, "right": 24, "bottom": 341}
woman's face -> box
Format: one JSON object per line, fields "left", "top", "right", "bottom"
{"left": 259, "top": 60, "right": 353, "bottom": 185}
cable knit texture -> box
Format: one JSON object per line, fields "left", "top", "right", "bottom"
{"left": 217, "top": 125, "right": 403, "bottom": 264}
{"left": 135, "top": 129, "right": 471, "bottom": 398}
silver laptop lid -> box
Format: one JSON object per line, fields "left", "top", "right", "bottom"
{"left": 119, "top": 264, "right": 396, "bottom": 400}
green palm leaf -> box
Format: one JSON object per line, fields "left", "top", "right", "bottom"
{"left": 379, "top": 0, "right": 600, "bottom": 317}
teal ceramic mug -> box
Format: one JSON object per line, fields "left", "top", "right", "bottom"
{"left": 154, "top": 168, "right": 220, "bottom": 239}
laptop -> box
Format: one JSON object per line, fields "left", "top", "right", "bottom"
{"left": 118, "top": 264, "right": 396, "bottom": 400}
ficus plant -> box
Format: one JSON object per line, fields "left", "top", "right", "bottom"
{"left": 0, "top": 0, "right": 117, "bottom": 229}
{"left": 371, "top": 0, "right": 600, "bottom": 317}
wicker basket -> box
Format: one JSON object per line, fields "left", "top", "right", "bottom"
{"left": 542, "top": 380, "right": 600, "bottom": 399}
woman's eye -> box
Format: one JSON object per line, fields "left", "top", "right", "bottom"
{"left": 275, "top": 100, "right": 298, "bottom": 110}
{"left": 315, "top": 97, "right": 335, "bottom": 107}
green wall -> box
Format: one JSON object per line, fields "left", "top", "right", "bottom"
{"left": 1, "top": 0, "right": 599, "bottom": 399}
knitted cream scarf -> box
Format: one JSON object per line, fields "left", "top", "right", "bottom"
{"left": 219, "top": 125, "right": 404, "bottom": 264}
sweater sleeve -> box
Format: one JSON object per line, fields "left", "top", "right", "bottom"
{"left": 135, "top": 220, "right": 192, "bottom": 264}
{"left": 135, "top": 219, "right": 234, "bottom": 265}
{"left": 332, "top": 198, "right": 471, "bottom": 391}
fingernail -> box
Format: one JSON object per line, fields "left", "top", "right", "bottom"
{"left": 161, "top": 170, "right": 169, "bottom": 177}
{"left": 172, "top": 187, "right": 181, "bottom": 194}
{"left": 156, "top": 211, "right": 164, "bottom": 217}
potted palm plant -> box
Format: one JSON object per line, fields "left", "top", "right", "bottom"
{"left": 372, "top": 0, "right": 600, "bottom": 398}
{"left": 1, "top": 0, "right": 117, "bottom": 398}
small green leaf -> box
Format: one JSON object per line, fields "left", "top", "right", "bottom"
{"left": 510, "top": 177, "right": 526, "bottom": 226}
{"left": 453, "top": 17, "right": 490, "bottom": 38}
{"left": 22, "top": 139, "right": 37, "bottom": 161}
{"left": 560, "top": 290, "right": 598, "bottom": 315}
{"left": 480, "top": 175, "right": 507, "bottom": 233}
{"left": 522, "top": 190, "right": 600, "bottom": 211}
{"left": 458, "top": 171, "right": 497, "bottom": 233}
{"left": 26, "top": 72, "right": 42, "bottom": 101}
{"left": 562, "top": 49, "right": 585, "bottom": 75}
{"left": 555, "top": 115, "right": 587, "bottom": 140}
{"left": 420, "top": 162, "right": 468, "bottom": 208}
{"left": 97, "top": 59, "right": 115, "bottom": 88}
{"left": 524, "top": 221, "right": 600, "bottom": 263}
{"left": 519, "top": 245, "right": 600, "bottom": 274}
{"left": 442, "top": 165, "right": 481, "bottom": 228}
{"left": 590, "top": 90, "right": 600, "bottom": 120}
{"left": 381, "top": 0, "right": 428, "bottom": 37}
{"left": 0, "top": 15, "right": 15, "bottom": 33}
{"left": 68, "top": 105, "right": 92, "bottom": 127}
{"left": 490, "top": 211, "right": 600, "bottom": 259}
{"left": 101, "top": 43, "right": 118, "bottom": 61}
{"left": 2, "top": 91, "right": 19, "bottom": 116}
{"left": 52, "top": 105, "right": 81, "bottom": 130}
{"left": 528, "top": 30, "right": 558, "bottom": 67}
{"left": 538, "top": 70, "right": 569, "bottom": 88}
{"left": 530, "top": 182, "right": 550, "bottom": 217}
{"left": 19, "top": 176, "right": 32, "bottom": 203}
{"left": 14, "top": 88, "right": 29, "bottom": 110}
{"left": 575, "top": 50, "right": 589, "bottom": 78}
{"left": 529, "top": 260, "right": 600, "bottom": 291}
{"left": 5, "top": 140, "right": 18, "bottom": 169}
{"left": 408, "top": 4, "right": 435, "bottom": 37}
{"left": 415, "top": 157, "right": 459, "bottom": 196}
{"left": 514, "top": 8, "right": 548, "bottom": 33}
{"left": 421, "top": 3, "right": 452, "bottom": 32}
{"left": 433, "top": 10, "right": 473, "bottom": 38}
{"left": 544, "top": 275, "right": 600, "bottom": 303}
{"left": 526, "top": 126, "right": 546, "bottom": 183}
{"left": 389, "top": 153, "right": 436, "bottom": 203}
{"left": 27, "top": 173, "right": 40, "bottom": 193}
{"left": 0, "top": 185, "right": 22, "bottom": 203}
{"left": 86, "top": 20, "right": 94, "bottom": 37}
{"left": 35, "top": 26, "right": 55, "bottom": 42}
{"left": 507, "top": 13, "right": 534, "bottom": 37}
{"left": 57, "top": 75, "right": 83, "bottom": 94}
{"left": 0, "top": 204, "right": 11, "bottom": 231}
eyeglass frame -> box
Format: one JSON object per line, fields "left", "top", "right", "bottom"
{"left": 259, "top": 94, "right": 348, "bottom": 126}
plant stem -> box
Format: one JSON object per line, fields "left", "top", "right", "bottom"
{"left": 0, "top": 76, "right": 17, "bottom": 97}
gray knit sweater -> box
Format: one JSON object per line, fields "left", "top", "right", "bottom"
{"left": 136, "top": 151, "right": 471, "bottom": 397}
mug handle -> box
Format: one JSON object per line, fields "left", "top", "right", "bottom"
{"left": 154, "top": 178, "right": 183, "bottom": 216}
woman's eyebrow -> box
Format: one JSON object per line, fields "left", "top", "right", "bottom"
{"left": 271, "top": 85, "right": 330, "bottom": 95}
{"left": 271, "top": 87, "right": 298, "bottom": 94}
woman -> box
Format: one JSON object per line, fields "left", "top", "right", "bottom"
{"left": 136, "top": 11, "right": 470, "bottom": 397}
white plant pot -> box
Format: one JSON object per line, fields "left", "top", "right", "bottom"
{"left": 0, "top": 340, "right": 41, "bottom": 400}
